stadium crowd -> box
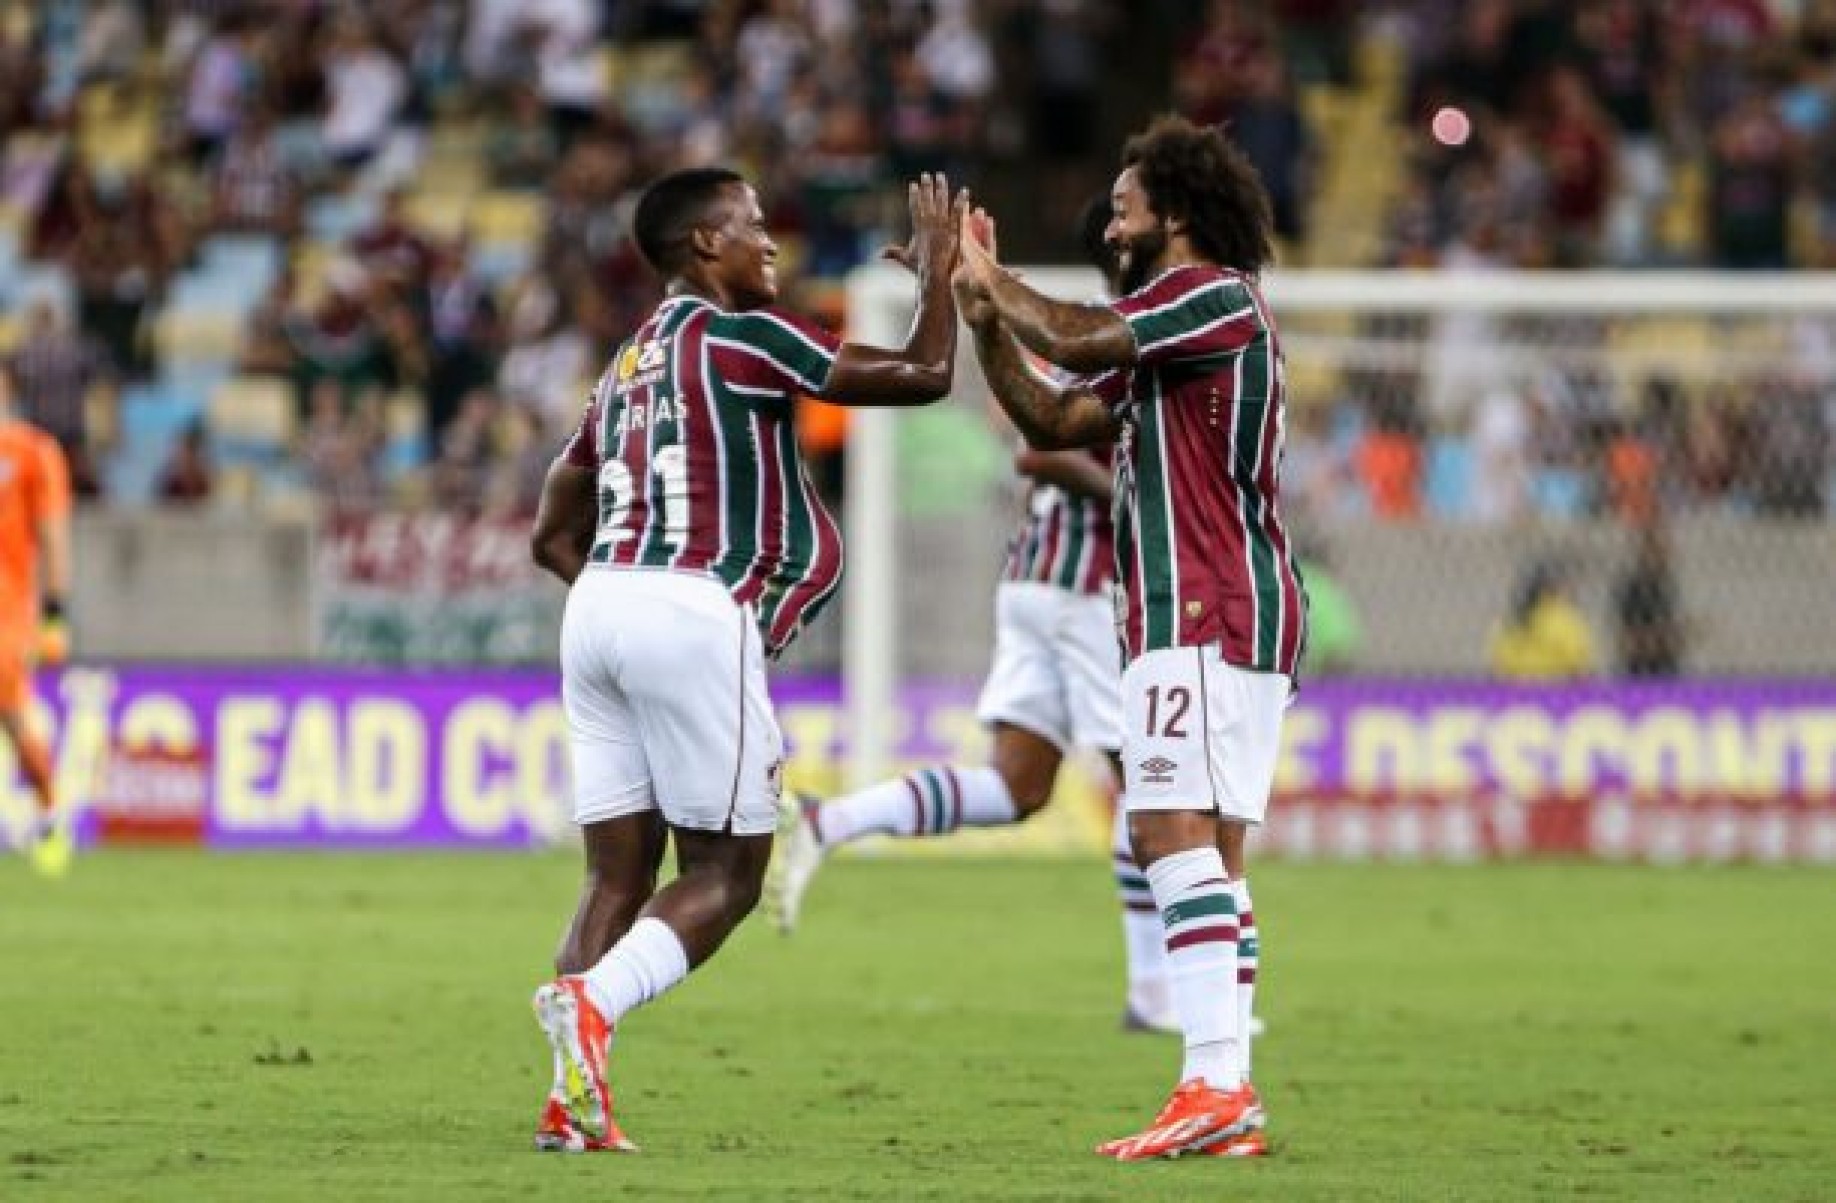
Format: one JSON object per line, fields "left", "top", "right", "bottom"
{"left": 0, "top": 0, "right": 1830, "bottom": 527}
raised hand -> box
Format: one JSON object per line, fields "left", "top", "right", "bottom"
{"left": 953, "top": 205, "right": 1000, "bottom": 325}
{"left": 882, "top": 173, "right": 967, "bottom": 280}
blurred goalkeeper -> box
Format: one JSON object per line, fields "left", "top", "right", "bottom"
{"left": 0, "top": 361, "right": 74, "bottom": 876}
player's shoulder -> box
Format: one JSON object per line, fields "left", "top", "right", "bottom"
{"left": 1121, "top": 263, "right": 1248, "bottom": 307}
{"left": 710, "top": 304, "right": 833, "bottom": 344}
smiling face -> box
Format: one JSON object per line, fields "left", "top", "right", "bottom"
{"left": 1105, "top": 167, "right": 1170, "bottom": 295}
{"left": 702, "top": 182, "right": 780, "bottom": 310}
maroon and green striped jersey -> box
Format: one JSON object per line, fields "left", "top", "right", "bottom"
{"left": 1000, "top": 442, "right": 1115, "bottom": 596}
{"left": 559, "top": 294, "right": 844, "bottom": 656}
{"left": 1106, "top": 264, "right": 1308, "bottom": 674}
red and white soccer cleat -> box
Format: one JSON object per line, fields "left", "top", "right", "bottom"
{"left": 1096, "top": 1080, "right": 1263, "bottom": 1161}
{"left": 533, "top": 977, "right": 638, "bottom": 1152}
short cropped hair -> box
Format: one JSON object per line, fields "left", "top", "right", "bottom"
{"left": 631, "top": 166, "right": 747, "bottom": 274}
{"left": 1122, "top": 115, "right": 1274, "bottom": 275}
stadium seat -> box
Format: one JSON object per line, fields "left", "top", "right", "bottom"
{"left": 469, "top": 191, "right": 545, "bottom": 246}
{"left": 154, "top": 309, "right": 244, "bottom": 363}
{"left": 305, "top": 192, "right": 379, "bottom": 244}
{"left": 201, "top": 235, "right": 284, "bottom": 289}
{"left": 207, "top": 377, "right": 297, "bottom": 458}
{"left": 405, "top": 191, "right": 471, "bottom": 241}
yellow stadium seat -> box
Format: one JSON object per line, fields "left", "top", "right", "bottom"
{"left": 404, "top": 191, "right": 471, "bottom": 240}
{"left": 383, "top": 390, "right": 426, "bottom": 442}
{"left": 155, "top": 310, "right": 243, "bottom": 361}
{"left": 208, "top": 377, "right": 297, "bottom": 447}
{"left": 469, "top": 191, "right": 546, "bottom": 246}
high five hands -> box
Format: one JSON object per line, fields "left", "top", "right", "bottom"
{"left": 881, "top": 172, "right": 970, "bottom": 282}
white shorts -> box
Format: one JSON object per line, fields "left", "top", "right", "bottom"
{"left": 1120, "top": 645, "right": 1290, "bottom": 825}
{"left": 975, "top": 583, "right": 1123, "bottom": 753}
{"left": 560, "top": 569, "right": 784, "bottom": 836}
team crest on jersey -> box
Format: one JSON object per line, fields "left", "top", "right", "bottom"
{"left": 614, "top": 339, "right": 667, "bottom": 392}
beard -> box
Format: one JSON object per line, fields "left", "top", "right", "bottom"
{"left": 1116, "top": 224, "right": 1169, "bottom": 294}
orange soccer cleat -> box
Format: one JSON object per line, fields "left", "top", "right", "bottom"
{"left": 1096, "top": 1080, "right": 1263, "bottom": 1161}
{"left": 532, "top": 977, "right": 638, "bottom": 1152}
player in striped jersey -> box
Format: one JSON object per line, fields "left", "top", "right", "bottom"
{"left": 769, "top": 199, "right": 1177, "bottom": 1034}
{"left": 955, "top": 116, "right": 1306, "bottom": 1160}
{"left": 526, "top": 167, "right": 966, "bottom": 1152}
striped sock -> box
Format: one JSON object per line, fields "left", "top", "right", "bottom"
{"left": 1232, "top": 878, "right": 1258, "bottom": 1078}
{"left": 1145, "top": 847, "right": 1243, "bottom": 1090}
{"left": 813, "top": 766, "right": 1015, "bottom": 846}
{"left": 1113, "top": 805, "right": 1169, "bottom": 1020}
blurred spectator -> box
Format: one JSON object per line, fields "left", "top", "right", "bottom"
{"left": 1747, "top": 375, "right": 1829, "bottom": 516}
{"left": 76, "top": 0, "right": 146, "bottom": 86}
{"left": 184, "top": 12, "right": 257, "bottom": 162}
{"left": 5, "top": 301, "right": 107, "bottom": 497}
{"left": 1576, "top": 0, "right": 1667, "bottom": 265}
{"left": 1490, "top": 559, "right": 1598, "bottom": 680}
{"left": 300, "top": 380, "right": 385, "bottom": 511}
{"left": 486, "top": 84, "right": 562, "bottom": 188}
{"left": 212, "top": 107, "right": 303, "bottom": 238}
{"left": 420, "top": 243, "right": 502, "bottom": 441}
{"left": 350, "top": 189, "right": 435, "bottom": 294}
{"left": 1471, "top": 384, "right": 1533, "bottom": 523}
{"left": 1356, "top": 406, "right": 1423, "bottom": 521}
{"left": 320, "top": 14, "right": 407, "bottom": 169}
{"left": 1708, "top": 94, "right": 1793, "bottom": 269}
{"left": 429, "top": 388, "right": 500, "bottom": 512}
{"left": 1534, "top": 67, "right": 1616, "bottom": 265}
{"left": 521, "top": 0, "right": 608, "bottom": 143}
{"left": 1614, "top": 520, "right": 1685, "bottom": 676}
{"left": 1228, "top": 51, "right": 1313, "bottom": 244}
{"left": 244, "top": 259, "right": 423, "bottom": 410}
{"left": 156, "top": 423, "right": 216, "bottom": 505}
{"left": 497, "top": 280, "right": 590, "bottom": 438}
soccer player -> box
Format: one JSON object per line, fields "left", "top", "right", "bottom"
{"left": 0, "top": 363, "right": 74, "bottom": 877}
{"left": 953, "top": 116, "right": 1307, "bottom": 1161}
{"left": 525, "top": 168, "right": 964, "bottom": 1152}
{"left": 769, "top": 197, "right": 1177, "bottom": 1034}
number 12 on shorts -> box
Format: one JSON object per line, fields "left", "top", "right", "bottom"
{"left": 1144, "top": 685, "right": 1190, "bottom": 739}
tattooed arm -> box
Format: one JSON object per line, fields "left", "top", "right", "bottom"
{"left": 965, "top": 292, "right": 1121, "bottom": 451}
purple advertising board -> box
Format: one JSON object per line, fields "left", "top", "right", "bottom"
{"left": 10, "top": 668, "right": 1835, "bottom": 859}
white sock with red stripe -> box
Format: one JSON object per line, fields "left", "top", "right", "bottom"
{"left": 812, "top": 766, "right": 1016, "bottom": 846}
{"left": 579, "top": 917, "right": 690, "bottom": 1023}
{"left": 1145, "top": 847, "right": 1243, "bottom": 1091}
{"left": 1113, "top": 805, "right": 1170, "bottom": 1021}
{"left": 1233, "top": 877, "right": 1258, "bottom": 1078}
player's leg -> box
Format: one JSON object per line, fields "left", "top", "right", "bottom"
{"left": 553, "top": 810, "right": 668, "bottom": 975}
{"left": 532, "top": 571, "right": 659, "bottom": 1151}
{"left": 540, "top": 573, "right": 783, "bottom": 1149}
{"left": 0, "top": 657, "right": 65, "bottom": 876}
{"left": 1096, "top": 647, "right": 1259, "bottom": 1161}
{"left": 770, "top": 584, "right": 1072, "bottom": 931}
{"left": 1190, "top": 660, "right": 1289, "bottom": 1158}
{"left": 1059, "top": 590, "right": 1171, "bottom": 1030}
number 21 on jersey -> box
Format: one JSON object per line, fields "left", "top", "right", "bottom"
{"left": 598, "top": 441, "right": 688, "bottom": 548}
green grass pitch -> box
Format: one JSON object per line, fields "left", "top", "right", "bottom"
{"left": 3, "top": 851, "right": 1834, "bottom": 1201}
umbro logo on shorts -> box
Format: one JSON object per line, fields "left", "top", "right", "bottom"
{"left": 1138, "top": 756, "right": 1177, "bottom": 784}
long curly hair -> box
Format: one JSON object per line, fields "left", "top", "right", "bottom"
{"left": 1122, "top": 115, "right": 1274, "bottom": 276}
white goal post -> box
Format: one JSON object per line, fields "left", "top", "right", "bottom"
{"left": 843, "top": 265, "right": 1836, "bottom": 786}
